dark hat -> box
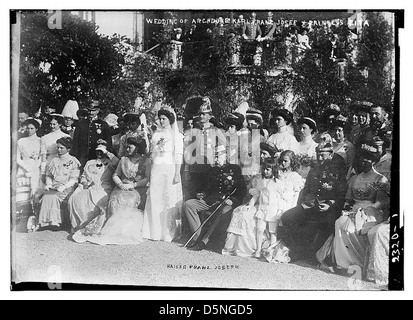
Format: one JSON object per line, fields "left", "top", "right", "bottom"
{"left": 271, "top": 108, "right": 293, "bottom": 125}
{"left": 76, "top": 109, "right": 88, "bottom": 118}
{"left": 225, "top": 112, "right": 245, "bottom": 131}
{"left": 297, "top": 117, "right": 317, "bottom": 132}
{"left": 122, "top": 112, "right": 141, "bottom": 124}
{"left": 359, "top": 141, "right": 382, "bottom": 163}
{"left": 246, "top": 108, "right": 263, "bottom": 125}
{"left": 325, "top": 104, "right": 341, "bottom": 117}
{"left": 353, "top": 101, "right": 372, "bottom": 114}
{"left": 88, "top": 100, "right": 100, "bottom": 111}
{"left": 24, "top": 117, "right": 41, "bottom": 129}
{"left": 260, "top": 142, "right": 277, "bottom": 157}
{"left": 330, "top": 114, "right": 348, "bottom": 129}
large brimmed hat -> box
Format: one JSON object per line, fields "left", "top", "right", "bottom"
{"left": 330, "top": 114, "right": 349, "bottom": 130}
{"left": 359, "top": 140, "right": 382, "bottom": 163}
{"left": 225, "top": 112, "right": 245, "bottom": 131}
{"left": 104, "top": 113, "right": 118, "bottom": 127}
{"left": 297, "top": 117, "right": 317, "bottom": 132}
{"left": 246, "top": 108, "right": 263, "bottom": 125}
{"left": 325, "top": 103, "right": 341, "bottom": 118}
{"left": 260, "top": 142, "right": 278, "bottom": 157}
{"left": 95, "top": 139, "right": 108, "bottom": 152}
{"left": 271, "top": 108, "right": 293, "bottom": 125}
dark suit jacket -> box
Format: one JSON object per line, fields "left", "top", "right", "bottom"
{"left": 71, "top": 118, "right": 112, "bottom": 162}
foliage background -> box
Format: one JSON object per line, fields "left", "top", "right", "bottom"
{"left": 18, "top": 11, "right": 395, "bottom": 127}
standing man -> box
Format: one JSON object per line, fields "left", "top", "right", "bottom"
{"left": 71, "top": 100, "right": 112, "bottom": 168}
{"left": 183, "top": 96, "right": 226, "bottom": 200}
{"left": 354, "top": 104, "right": 392, "bottom": 175}
{"left": 357, "top": 104, "right": 392, "bottom": 147}
{"left": 17, "top": 111, "right": 29, "bottom": 139}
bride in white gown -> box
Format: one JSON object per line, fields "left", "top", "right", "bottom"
{"left": 142, "top": 106, "right": 183, "bottom": 242}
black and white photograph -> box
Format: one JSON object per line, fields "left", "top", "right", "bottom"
{"left": 7, "top": 2, "right": 409, "bottom": 299}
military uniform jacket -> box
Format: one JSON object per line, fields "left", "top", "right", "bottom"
{"left": 202, "top": 163, "right": 246, "bottom": 208}
{"left": 242, "top": 22, "right": 262, "bottom": 39}
{"left": 298, "top": 154, "right": 347, "bottom": 211}
{"left": 71, "top": 118, "right": 112, "bottom": 161}
{"left": 262, "top": 21, "right": 276, "bottom": 39}
{"left": 184, "top": 125, "right": 226, "bottom": 173}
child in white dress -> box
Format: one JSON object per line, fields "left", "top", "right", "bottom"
{"left": 255, "top": 151, "right": 304, "bottom": 260}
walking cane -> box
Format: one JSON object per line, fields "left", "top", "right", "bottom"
{"left": 183, "top": 188, "right": 237, "bottom": 248}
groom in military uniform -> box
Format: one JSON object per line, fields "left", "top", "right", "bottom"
{"left": 183, "top": 96, "right": 226, "bottom": 200}
{"left": 71, "top": 100, "right": 112, "bottom": 168}
{"left": 183, "top": 145, "right": 246, "bottom": 251}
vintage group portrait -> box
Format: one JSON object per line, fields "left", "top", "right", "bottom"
{"left": 9, "top": 8, "right": 404, "bottom": 293}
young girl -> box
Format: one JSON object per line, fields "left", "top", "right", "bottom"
{"left": 222, "top": 158, "right": 277, "bottom": 258}
{"left": 255, "top": 151, "right": 304, "bottom": 261}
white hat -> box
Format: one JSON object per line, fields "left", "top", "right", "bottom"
{"left": 234, "top": 101, "right": 249, "bottom": 118}
{"left": 95, "top": 139, "right": 108, "bottom": 152}
{"left": 104, "top": 113, "right": 118, "bottom": 127}
{"left": 61, "top": 100, "right": 79, "bottom": 120}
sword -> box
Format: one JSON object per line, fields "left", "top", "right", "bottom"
{"left": 183, "top": 188, "right": 237, "bottom": 248}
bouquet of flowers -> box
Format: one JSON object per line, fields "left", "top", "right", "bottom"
{"left": 156, "top": 137, "right": 167, "bottom": 154}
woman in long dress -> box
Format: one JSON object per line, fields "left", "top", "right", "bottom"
{"left": 72, "top": 136, "right": 150, "bottom": 245}
{"left": 142, "top": 107, "right": 183, "bottom": 242}
{"left": 38, "top": 137, "right": 80, "bottom": 230}
{"left": 317, "top": 144, "right": 389, "bottom": 272}
{"left": 365, "top": 220, "right": 390, "bottom": 286}
{"left": 16, "top": 118, "right": 42, "bottom": 200}
{"left": 68, "top": 139, "right": 119, "bottom": 232}
{"left": 296, "top": 117, "right": 318, "bottom": 179}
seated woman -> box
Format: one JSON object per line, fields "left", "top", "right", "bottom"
{"left": 266, "top": 109, "right": 299, "bottom": 156}
{"left": 37, "top": 137, "right": 80, "bottom": 231}
{"left": 328, "top": 116, "right": 355, "bottom": 172}
{"left": 68, "top": 139, "right": 119, "bottom": 232}
{"left": 72, "top": 136, "right": 151, "bottom": 245}
{"left": 316, "top": 142, "right": 389, "bottom": 272}
{"left": 365, "top": 219, "right": 390, "bottom": 286}
{"left": 296, "top": 117, "right": 318, "bottom": 179}
{"left": 297, "top": 117, "right": 318, "bottom": 159}
{"left": 222, "top": 152, "right": 304, "bottom": 262}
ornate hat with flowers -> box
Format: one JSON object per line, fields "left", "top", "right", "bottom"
{"left": 246, "top": 108, "right": 263, "bottom": 125}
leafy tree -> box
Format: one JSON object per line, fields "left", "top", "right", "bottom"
{"left": 19, "top": 11, "right": 128, "bottom": 115}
